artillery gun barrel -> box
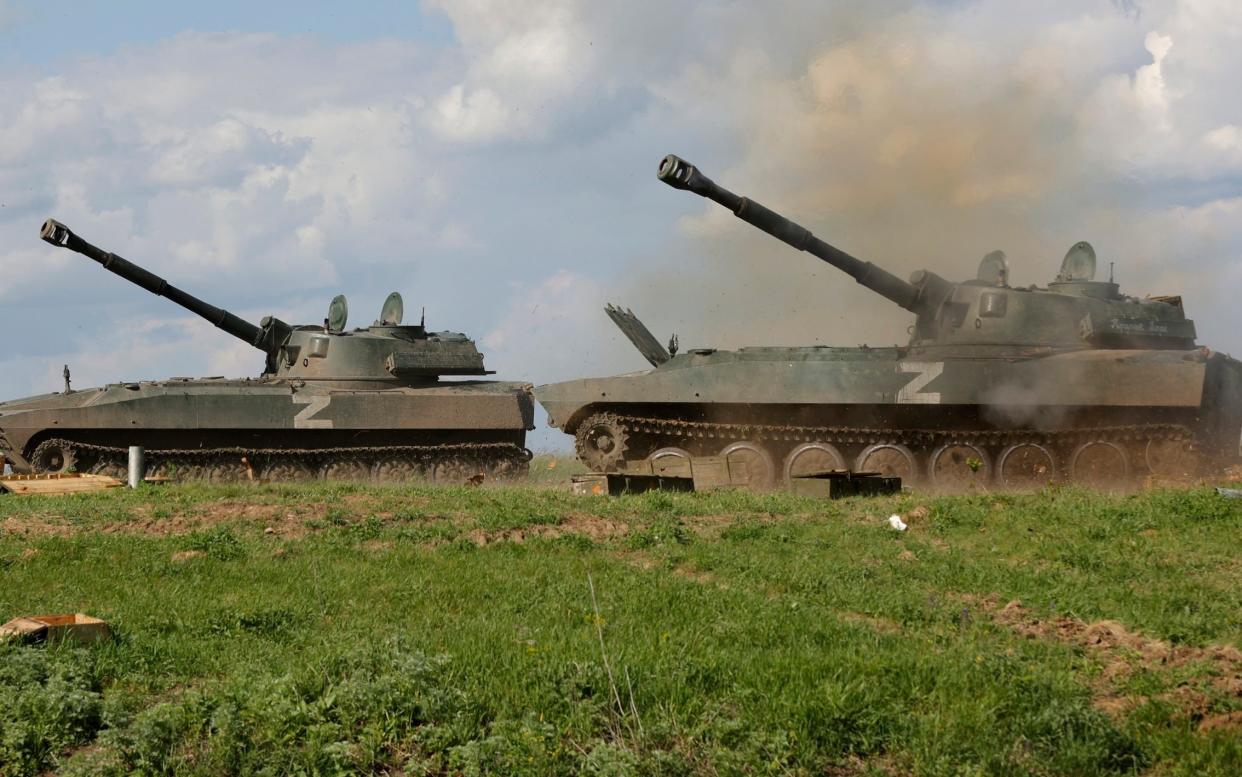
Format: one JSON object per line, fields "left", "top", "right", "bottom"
{"left": 657, "top": 155, "right": 923, "bottom": 313}
{"left": 39, "top": 219, "right": 266, "bottom": 349}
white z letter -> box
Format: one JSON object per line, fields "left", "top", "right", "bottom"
{"left": 293, "top": 395, "right": 333, "bottom": 428}
{"left": 897, "top": 362, "right": 944, "bottom": 404}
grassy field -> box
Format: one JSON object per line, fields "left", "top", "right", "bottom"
{"left": 0, "top": 460, "right": 1239, "bottom": 775}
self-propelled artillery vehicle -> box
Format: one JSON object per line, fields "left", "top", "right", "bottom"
{"left": 534, "top": 155, "right": 1242, "bottom": 489}
{"left": 0, "top": 220, "right": 534, "bottom": 482}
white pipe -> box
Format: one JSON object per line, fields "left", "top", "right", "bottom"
{"left": 127, "top": 446, "right": 144, "bottom": 488}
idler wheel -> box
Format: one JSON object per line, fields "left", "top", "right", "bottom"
{"left": 1069, "top": 441, "right": 1130, "bottom": 487}
{"left": 261, "top": 459, "right": 314, "bottom": 483}
{"left": 322, "top": 459, "right": 372, "bottom": 482}
{"left": 30, "top": 440, "right": 77, "bottom": 473}
{"left": 855, "top": 443, "right": 918, "bottom": 482}
{"left": 782, "top": 442, "right": 847, "bottom": 487}
{"left": 1144, "top": 439, "right": 1200, "bottom": 479}
{"left": 997, "top": 443, "right": 1057, "bottom": 489}
{"left": 928, "top": 443, "right": 992, "bottom": 491}
{"left": 575, "top": 413, "right": 629, "bottom": 472}
{"left": 647, "top": 447, "right": 692, "bottom": 478}
{"left": 718, "top": 441, "right": 776, "bottom": 490}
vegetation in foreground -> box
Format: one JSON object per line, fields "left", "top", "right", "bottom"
{"left": 0, "top": 465, "right": 1239, "bottom": 775}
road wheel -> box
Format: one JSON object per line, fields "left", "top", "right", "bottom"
{"left": 855, "top": 443, "right": 918, "bottom": 482}
{"left": 89, "top": 458, "right": 128, "bottom": 480}
{"left": 782, "top": 442, "right": 847, "bottom": 487}
{"left": 928, "top": 443, "right": 991, "bottom": 491}
{"left": 375, "top": 456, "right": 427, "bottom": 483}
{"left": 647, "top": 447, "right": 692, "bottom": 477}
{"left": 1144, "top": 439, "right": 1200, "bottom": 479}
{"left": 208, "top": 459, "right": 251, "bottom": 483}
{"left": 434, "top": 457, "right": 482, "bottom": 484}
{"left": 997, "top": 443, "right": 1057, "bottom": 489}
{"left": 262, "top": 459, "right": 315, "bottom": 483}
{"left": 322, "top": 459, "right": 372, "bottom": 482}
{"left": 1069, "top": 441, "right": 1130, "bottom": 487}
{"left": 719, "top": 441, "right": 776, "bottom": 490}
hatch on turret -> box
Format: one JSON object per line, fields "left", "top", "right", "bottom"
{"left": 377, "top": 292, "right": 404, "bottom": 326}
{"left": 1057, "top": 242, "right": 1097, "bottom": 282}
{"left": 974, "top": 250, "right": 1009, "bottom": 287}
{"left": 1048, "top": 241, "right": 1120, "bottom": 300}
{"left": 327, "top": 295, "right": 349, "bottom": 333}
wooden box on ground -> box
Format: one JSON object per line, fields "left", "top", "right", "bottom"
{"left": 620, "top": 455, "right": 734, "bottom": 491}
{"left": 0, "top": 472, "right": 124, "bottom": 495}
{"left": 790, "top": 470, "right": 902, "bottom": 498}
{"left": 0, "top": 613, "right": 111, "bottom": 645}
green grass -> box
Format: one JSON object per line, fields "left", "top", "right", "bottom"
{"left": 0, "top": 480, "right": 1239, "bottom": 775}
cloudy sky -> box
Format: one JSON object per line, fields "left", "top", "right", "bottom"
{"left": 1, "top": 0, "right": 1239, "bottom": 450}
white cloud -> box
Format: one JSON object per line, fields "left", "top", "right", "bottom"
{"left": 422, "top": 0, "right": 593, "bottom": 142}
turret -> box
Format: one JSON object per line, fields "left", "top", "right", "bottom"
{"left": 657, "top": 154, "right": 955, "bottom": 318}
{"left": 40, "top": 219, "right": 495, "bottom": 386}
{"left": 657, "top": 155, "right": 1198, "bottom": 354}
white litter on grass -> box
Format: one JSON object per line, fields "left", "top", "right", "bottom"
{"left": 888, "top": 514, "right": 908, "bottom": 531}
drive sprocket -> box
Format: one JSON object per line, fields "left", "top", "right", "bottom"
{"left": 575, "top": 412, "right": 630, "bottom": 472}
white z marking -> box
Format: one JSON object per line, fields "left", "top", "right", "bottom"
{"left": 897, "top": 362, "right": 944, "bottom": 405}
{"left": 293, "top": 394, "right": 333, "bottom": 429}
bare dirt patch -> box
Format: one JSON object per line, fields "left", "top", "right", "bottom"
{"left": 990, "top": 599, "right": 1241, "bottom": 723}
{"left": 467, "top": 514, "right": 630, "bottom": 546}
{"left": 0, "top": 496, "right": 401, "bottom": 539}
{"left": 1199, "top": 710, "right": 1242, "bottom": 733}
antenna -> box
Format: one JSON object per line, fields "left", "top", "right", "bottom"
{"left": 1109, "top": 261, "right": 1115, "bottom": 284}
{"left": 421, "top": 306, "right": 425, "bottom": 327}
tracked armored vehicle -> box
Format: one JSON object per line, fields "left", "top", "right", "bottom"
{"left": 535, "top": 155, "right": 1242, "bottom": 489}
{"left": 0, "top": 220, "right": 534, "bottom": 482}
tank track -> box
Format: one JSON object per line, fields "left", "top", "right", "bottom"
{"left": 607, "top": 414, "right": 1189, "bottom": 448}
{"left": 580, "top": 412, "right": 1194, "bottom": 488}
{"left": 31, "top": 437, "right": 532, "bottom": 484}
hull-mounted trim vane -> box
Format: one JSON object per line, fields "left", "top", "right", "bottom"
{"left": 605, "top": 304, "right": 671, "bottom": 367}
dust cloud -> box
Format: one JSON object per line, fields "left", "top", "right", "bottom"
{"left": 622, "top": 7, "right": 1156, "bottom": 355}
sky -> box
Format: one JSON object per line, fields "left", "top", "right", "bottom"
{"left": 1, "top": 0, "right": 1240, "bottom": 451}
